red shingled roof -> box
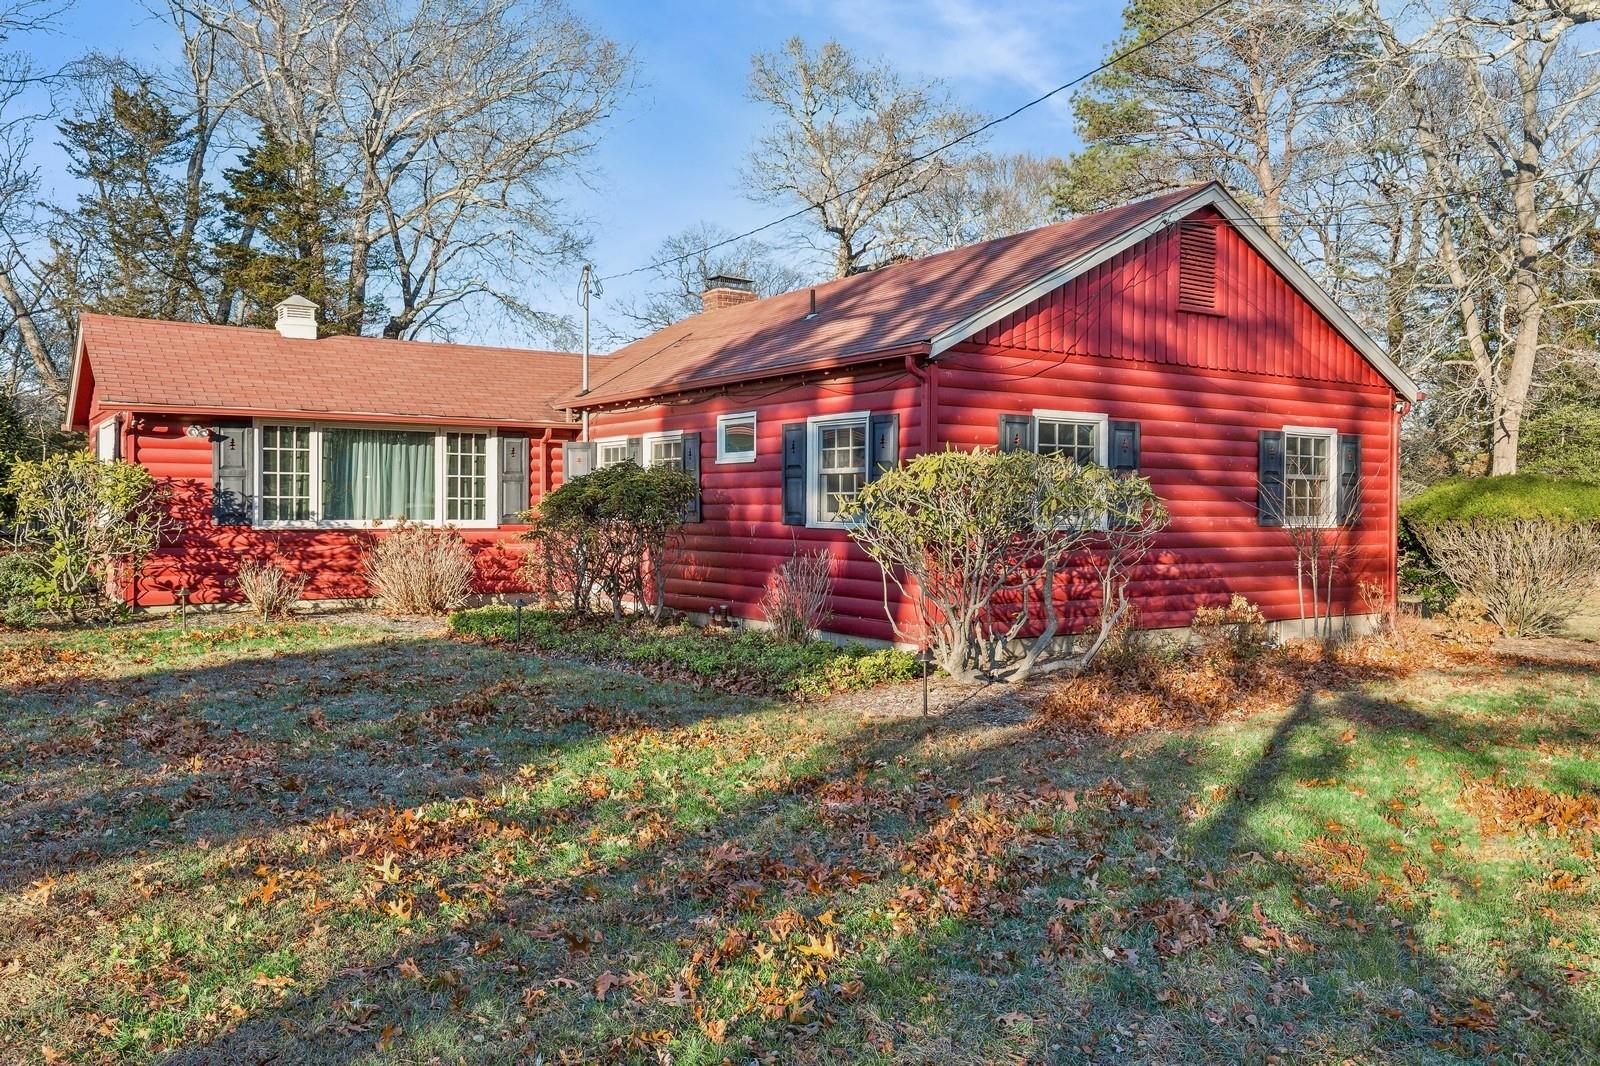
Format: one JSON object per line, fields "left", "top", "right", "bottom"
{"left": 574, "top": 185, "right": 1211, "bottom": 408}
{"left": 70, "top": 314, "right": 586, "bottom": 430}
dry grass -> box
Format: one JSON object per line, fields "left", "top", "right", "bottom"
{"left": 362, "top": 522, "right": 474, "bottom": 614}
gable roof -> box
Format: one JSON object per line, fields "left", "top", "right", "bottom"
{"left": 68, "top": 314, "right": 587, "bottom": 431}
{"left": 574, "top": 183, "right": 1418, "bottom": 408}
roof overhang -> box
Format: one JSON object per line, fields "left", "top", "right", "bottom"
{"left": 567, "top": 343, "right": 929, "bottom": 412}
{"left": 83, "top": 400, "right": 578, "bottom": 431}
{"left": 63, "top": 324, "right": 91, "bottom": 431}
{"left": 928, "top": 183, "right": 1422, "bottom": 402}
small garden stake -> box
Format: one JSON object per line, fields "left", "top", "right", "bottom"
{"left": 919, "top": 645, "right": 932, "bottom": 718}
{"left": 514, "top": 599, "right": 525, "bottom": 642}
{"left": 178, "top": 586, "right": 189, "bottom": 631}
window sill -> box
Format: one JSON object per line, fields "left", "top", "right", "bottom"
{"left": 714, "top": 453, "right": 757, "bottom": 465}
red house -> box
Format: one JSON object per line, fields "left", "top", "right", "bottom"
{"left": 65, "top": 302, "right": 584, "bottom": 607}
{"left": 564, "top": 183, "right": 1417, "bottom": 642}
{"left": 67, "top": 183, "right": 1417, "bottom": 639}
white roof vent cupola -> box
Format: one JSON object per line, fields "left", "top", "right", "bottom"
{"left": 274, "top": 294, "right": 319, "bottom": 340}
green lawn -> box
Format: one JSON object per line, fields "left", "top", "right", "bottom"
{"left": 1, "top": 618, "right": 1598, "bottom": 1063}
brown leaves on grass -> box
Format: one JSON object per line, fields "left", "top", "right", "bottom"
{"left": 1036, "top": 634, "right": 1435, "bottom": 737}
{"left": 1461, "top": 774, "right": 1600, "bottom": 841}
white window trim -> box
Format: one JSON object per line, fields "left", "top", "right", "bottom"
{"left": 715, "top": 411, "right": 758, "bottom": 464}
{"left": 595, "top": 435, "right": 631, "bottom": 469}
{"left": 642, "top": 429, "right": 684, "bottom": 468}
{"left": 250, "top": 418, "right": 501, "bottom": 530}
{"left": 805, "top": 410, "right": 871, "bottom": 530}
{"left": 1282, "top": 425, "right": 1339, "bottom": 528}
{"left": 1032, "top": 409, "right": 1110, "bottom": 467}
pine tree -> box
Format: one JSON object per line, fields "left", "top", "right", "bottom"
{"left": 54, "top": 78, "right": 217, "bottom": 322}
{"left": 214, "top": 135, "right": 356, "bottom": 335}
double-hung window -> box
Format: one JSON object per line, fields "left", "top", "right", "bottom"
{"left": 1034, "top": 410, "right": 1108, "bottom": 467}
{"left": 260, "top": 424, "right": 313, "bottom": 522}
{"left": 596, "top": 438, "right": 631, "bottom": 468}
{"left": 808, "top": 412, "right": 869, "bottom": 526}
{"left": 644, "top": 430, "right": 684, "bottom": 469}
{"left": 255, "top": 422, "right": 498, "bottom": 528}
{"left": 1283, "top": 427, "right": 1336, "bottom": 526}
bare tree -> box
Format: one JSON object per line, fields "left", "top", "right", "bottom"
{"left": 608, "top": 222, "right": 808, "bottom": 339}
{"left": 886, "top": 152, "right": 1064, "bottom": 257}
{"left": 1055, "top": 0, "right": 1362, "bottom": 243}
{"left": 1362, "top": 0, "right": 1600, "bottom": 474}
{"left": 743, "top": 37, "right": 984, "bottom": 278}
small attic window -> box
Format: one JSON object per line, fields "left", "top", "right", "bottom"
{"left": 1177, "top": 219, "right": 1220, "bottom": 314}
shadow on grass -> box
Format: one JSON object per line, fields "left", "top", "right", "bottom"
{"left": 2, "top": 625, "right": 1598, "bottom": 1063}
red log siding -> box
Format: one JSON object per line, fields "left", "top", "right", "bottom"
{"left": 974, "top": 207, "right": 1386, "bottom": 391}
{"left": 581, "top": 365, "right": 924, "bottom": 642}
{"left": 582, "top": 214, "right": 1399, "bottom": 642}
{"left": 120, "top": 414, "right": 573, "bottom": 608}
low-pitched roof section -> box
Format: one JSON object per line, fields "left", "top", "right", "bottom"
{"left": 572, "top": 183, "right": 1419, "bottom": 408}
{"left": 68, "top": 314, "right": 587, "bottom": 431}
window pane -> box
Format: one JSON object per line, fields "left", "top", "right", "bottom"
{"left": 1284, "top": 433, "right": 1331, "bottom": 524}
{"left": 1038, "top": 418, "right": 1098, "bottom": 466}
{"left": 322, "top": 428, "right": 435, "bottom": 521}
{"left": 721, "top": 417, "right": 755, "bottom": 457}
{"left": 260, "top": 424, "right": 312, "bottom": 522}
{"left": 599, "top": 442, "right": 629, "bottom": 467}
{"left": 651, "top": 437, "right": 684, "bottom": 469}
{"left": 817, "top": 422, "right": 866, "bottom": 521}
{"left": 445, "top": 432, "right": 488, "bottom": 522}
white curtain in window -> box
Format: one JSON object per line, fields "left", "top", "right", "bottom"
{"left": 322, "top": 428, "right": 435, "bottom": 521}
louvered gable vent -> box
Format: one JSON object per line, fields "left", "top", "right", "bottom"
{"left": 1177, "top": 219, "right": 1219, "bottom": 314}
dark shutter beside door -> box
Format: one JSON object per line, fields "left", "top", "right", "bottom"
{"left": 627, "top": 436, "right": 643, "bottom": 465}
{"left": 998, "top": 413, "right": 1034, "bottom": 453}
{"left": 1337, "top": 433, "right": 1362, "bottom": 526}
{"left": 1257, "top": 430, "right": 1285, "bottom": 526}
{"left": 563, "top": 440, "right": 596, "bottom": 481}
{"left": 1109, "top": 420, "right": 1141, "bottom": 474}
{"left": 682, "top": 431, "right": 702, "bottom": 522}
{"left": 867, "top": 413, "right": 899, "bottom": 480}
{"left": 781, "top": 423, "right": 806, "bottom": 526}
{"left": 499, "top": 433, "right": 530, "bottom": 524}
{"left": 212, "top": 422, "right": 253, "bottom": 525}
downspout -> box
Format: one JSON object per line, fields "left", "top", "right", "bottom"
{"left": 905, "top": 354, "right": 938, "bottom": 455}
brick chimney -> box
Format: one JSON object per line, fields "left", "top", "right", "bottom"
{"left": 273, "top": 294, "right": 319, "bottom": 339}
{"left": 701, "top": 274, "right": 757, "bottom": 313}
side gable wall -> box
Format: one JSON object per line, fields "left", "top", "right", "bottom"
{"left": 939, "top": 210, "right": 1400, "bottom": 630}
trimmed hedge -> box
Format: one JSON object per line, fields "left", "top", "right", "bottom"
{"left": 1401, "top": 474, "right": 1600, "bottom": 525}
{"left": 449, "top": 606, "right": 919, "bottom": 698}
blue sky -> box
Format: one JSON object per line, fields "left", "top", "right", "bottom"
{"left": 27, "top": 0, "right": 1123, "bottom": 344}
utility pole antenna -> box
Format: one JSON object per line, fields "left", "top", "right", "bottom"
{"left": 578, "top": 263, "right": 596, "bottom": 436}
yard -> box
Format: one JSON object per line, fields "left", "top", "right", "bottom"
{"left": 2, "top": 617, "right": 1598, "bottom": 1063}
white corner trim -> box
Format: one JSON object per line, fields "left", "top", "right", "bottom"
{"left": 929, "top": 184, "right": 1421, "bottom": 403}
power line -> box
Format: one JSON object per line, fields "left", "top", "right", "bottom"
{"left": 595, "top": 0, "right": 1230, "bottom": 284}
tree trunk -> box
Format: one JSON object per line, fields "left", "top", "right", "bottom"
{"left": 0, "top": 265, "right": 62, "bottom": 402}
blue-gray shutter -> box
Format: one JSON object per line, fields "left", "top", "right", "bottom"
{"left": 563, "top": 440, "right": 595, "bottom": 481}
{"left": 998, "top": 413, "right": 1034, "bottom": 453}
{"left": 211, "top": 422, "right": 253, "bottom": 525}
{"left": 867, "top": 413, "right": 899, "bottom": 480}
{"left": 499, "top": 433, "right": 529, "bottom": 524}
{"left": 683, "top": 430, "right": 702, "bottom": 522}
{"left": 627, "top": 436, "right": 643, "bottom": 465}
{"left": 1108, "top": 420, "right": 1142, "bottom": 528}
{"left": 1109, "top": 420, "right": 1140, "bottom": 474}
{"left": 1338, "top": 433, "right": 1362, "bottom": 526}
{"left": 781, "top": 423, "right": 806, "bottom": 526}
{"left": 1258, "top": 430, "right": 1285, "bottom": 526}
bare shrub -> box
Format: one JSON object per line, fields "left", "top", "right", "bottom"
{"left": 363, "top": 521, "right": 475, "bottom": 615}
{"left": 236, "top": 559, "right": 307, "bottom": 618}
{"left": 1437, "top": 593, "right": 1498, "bottom": 650}
{"left": 1411, "top": 519, "right": 1600, "bottom": 636}
{"left": 760, "top": 544, "right": 834, "bottom": 642}
{"left": 1357, "top": 578, "right": 1403, "bottom": 646}
{"left": 1189, "top": 594, "right": 1270, "bottom": 659}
